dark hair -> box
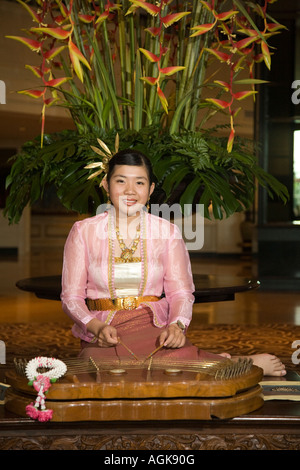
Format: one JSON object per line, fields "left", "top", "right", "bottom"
{"left": 106, "top": 149, "right": 154, "bottom": 184}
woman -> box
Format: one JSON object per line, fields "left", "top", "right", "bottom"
{"left": 61, "top": 148, "right": 285, "bottom": 376}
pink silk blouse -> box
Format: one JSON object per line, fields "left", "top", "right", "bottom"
{"left": 61, "top": 210, "right": 195, "bottom": 342}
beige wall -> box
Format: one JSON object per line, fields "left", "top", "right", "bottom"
{"left": 0, "top": 1, "right": 74, "bottom": 146}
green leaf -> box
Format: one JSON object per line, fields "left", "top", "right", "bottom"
{"left": 179, "top": 176, "right": 202, "bottom": 215}
{"left": 162, "top": 165, "right": 190, "bottom": 196}
{"left": 233, "top": 79, "right": 269, "bottom": 85}
{"left": 134, "top": 50, "right": 143, "bottom": 131}
{"left": 30, "top": 173, "right": 41, "bottom": 202}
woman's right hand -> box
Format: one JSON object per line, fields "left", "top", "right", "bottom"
{"left": 96, "top": 324, "right": 119, "bottom": 347}
{"left": 87, "top": 318, "right": 118, "bottom": 348}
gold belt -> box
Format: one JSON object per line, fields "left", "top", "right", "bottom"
{"left": 86, "top": 296, "right": 160, "bottom": 311}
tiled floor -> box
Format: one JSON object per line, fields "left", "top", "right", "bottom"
{"left": 1, "top": 248, "right": 300, "bottom": 325}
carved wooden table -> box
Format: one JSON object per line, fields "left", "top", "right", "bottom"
{"left": 1, "top": 365, "right": 300, "bottom": 450}
{"left": 1, "top": 400, "right": 300, "bottom": 450}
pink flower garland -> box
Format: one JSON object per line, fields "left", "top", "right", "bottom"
{"left": 26, "top": 375, "right": 54, "bottom": 422}
{"left": 25, "top": 357, "right": 67, "bottom": 422}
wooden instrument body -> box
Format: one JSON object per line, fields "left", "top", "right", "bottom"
{"left": 5, "top": 365, "right": 264, "bottom": 421}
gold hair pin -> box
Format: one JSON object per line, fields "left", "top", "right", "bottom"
{"left": 84, "top": 133, "right": 119, "bottom": 186}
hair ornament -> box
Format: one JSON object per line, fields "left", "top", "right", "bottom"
{"left": 85, "top": 133, "right": 119, "bottom": 186}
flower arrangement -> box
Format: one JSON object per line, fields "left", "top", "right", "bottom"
{"left": 4, "top": 0, "right": 289, "bottom": 223}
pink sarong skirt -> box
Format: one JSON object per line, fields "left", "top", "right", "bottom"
{"left": 79, "top": 307, "right": 223, "bottom": 362}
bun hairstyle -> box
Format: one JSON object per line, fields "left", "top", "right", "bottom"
{"left": 106, "top": 149, "right": 154, "bottom": 185}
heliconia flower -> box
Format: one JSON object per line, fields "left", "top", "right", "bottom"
{"left": 69, "top": 40, "right": 91, "bottom": 82}
{"left": 237, "top": 27, "right": 258, "bottom": 37}
{"left": 45, "top": 77, "right": 70, "bottom": 88}
{"left": 218, "top": 21, "right": 231, "bottom": 37}
{"left": 95, "top": 11, "right": 110, "bottom": 25}
{"left": 130, "top": 1, "right": 160, "bottom": 16}
{"left": 214, "top": 10, "right": 239, "bottom": 21}
{"left": 126, "top": 1, "right": 143, "bottom": 15}
{"left": 227, "top": 126, "right": 235, "bottom": 153}
{"left": 261, "top": 41, "right": 271, "bottom": 69}
{"left": 18, "top": 89, "right": 44, "bottom": 99}
{"left": 105, "top": 1, "right": 122, "bottom": 11}
{"left": 25, "top": 65, "right": 43, "bottom": 78}
{"left": 200, "top": 1, "right": 214, "bottom": 12}
{"left": 44, "top": 97, "right": 59, "bottom": 106}
{"left": 205, "top": 98, "right": 230, "bottom": 109}
{"left": 159, "top": 66, "right": 185, "bottom": 76}
{"left": 214, "top": 80, "right": 230, "bottom": 91}
{"left": 233, "top": 55, "right": 247, "bottom": 72}
{"left": 204, "top": 48, "right": 232, "bottom": 63}
{"left": 78, "top": 14, "right": 96, "bottom": 23}
{"left": 144, "top": 26, "right": 162, "bottom": 37}
{"left": 266, "top": 22, "right": 287, "bottom": 32}
{"left": 57, "top": 1, "right": 70, "bottom": 18}
{"left": 232, "top": 107, "right": 242, "bottom": 118}
{"left": 140, "top": 76, "right": 159, "bottom": 86}
{"left": 16, "top": 0, "right": 42, "bottom": 23}
{"left": 160, "top": 45, "right": 169, "bottom": 56}
{"left": 190, "top": 22, "right": 216, "bottom": 37}
{"left": 44, "top": 45, "right": 67, "bottom": 61}
{"left": 30, "top": 27, "right": 72, "bottom": 40}
{"left": 139, "top": 48, "right": 160, "bottom": 63}
{"left": 157, "top": 85, "right": 168, "bottom": 114}
{"left": 161, "top": 12, "right": 190, "bottom": 28}
{"left": 252, "top": 53, "right": 264, "bottom": 63}
{"left": 6, "top": 36, "right": 42, "bottom": 52}
{"left": 235, "top": 36, "right": 257, "bottom": 50}
{"left": 233, "top": 90, "right": 257, "bottom": 100}
{"left": 42, "top": 66, "right": 52, "bottom": 75}
{"left": 54, "top": 14, "right": 68, "bottom": 26}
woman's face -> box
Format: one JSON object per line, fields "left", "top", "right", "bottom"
{"left": 103, "top": 164, "right": 155, "bottom": 219}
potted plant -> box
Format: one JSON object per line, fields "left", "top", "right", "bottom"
{"left": 4, "top": 0, "right": 288, "bottom": 224}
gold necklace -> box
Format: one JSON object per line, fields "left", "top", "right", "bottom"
{"left": 115, "top": 225, "right": 141, "bottom": 263}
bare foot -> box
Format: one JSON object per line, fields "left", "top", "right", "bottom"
{"left": 249, "top": 354, "right": 286, "bottom": 376}
{"left": 219, "top": 352, "right": 231, "bottom": 359}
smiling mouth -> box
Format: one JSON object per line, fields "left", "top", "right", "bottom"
{"left": 123, "top": 199, "right": 137, "bottom": 206}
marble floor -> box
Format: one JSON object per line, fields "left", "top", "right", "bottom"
{"left": 1, "top": 247, "right": 300, "bottom": 326}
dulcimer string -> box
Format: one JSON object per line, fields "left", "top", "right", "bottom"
{"left": 60, "top": 356, "right": 253, "bottom": 378}
{"left": 13, "top": 338, "right": 253, "bottom": 379}
{"left": 14, "top": 356, "right": 236, "bottom": 374}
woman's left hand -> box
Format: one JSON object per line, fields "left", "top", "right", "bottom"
{"left": 159, "top": 324, "right": 186, "bottom": 349}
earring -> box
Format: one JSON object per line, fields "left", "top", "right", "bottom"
{"left": 107, "top": 193, "right": 111, "bottom": 205}
{"left": 146, "top": 198, "right": 150, "bottom": 212}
